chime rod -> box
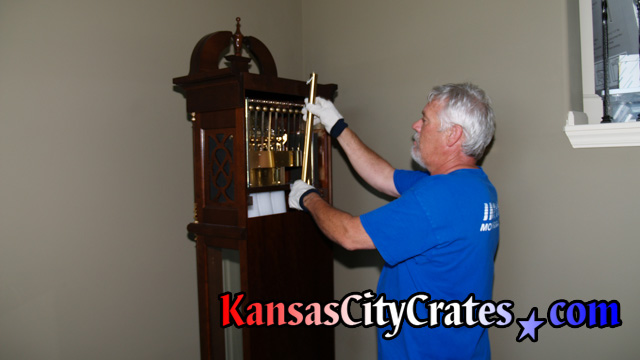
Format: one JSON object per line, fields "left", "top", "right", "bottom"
{"left": 260, "top": 108, "right": 266, "bottom": 149}
{"left": 301, "top": 73, "right": 317, "bottom": 184}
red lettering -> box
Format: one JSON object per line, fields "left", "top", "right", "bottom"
{"left": 305, "top": 303, "right": 323, "bottom": 325}
{"left": 266, "top": 303, "right": 286, "bottom": 326}
{"left": 288, "top": 303, "right": 303, "bottom": 325}
{"left": 324, "top": 302, "right": 340, "bottom": 325}
{"left": 246, "top": 303, "right": 264, "bottom": 326}
{"left": 220, "top": 292, "right": 245, "bottom": 327}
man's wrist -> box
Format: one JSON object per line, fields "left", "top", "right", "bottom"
{"left": 330, "top": 119, "right": 348, "bottom": 138}
{"left": 299, "top": 188, "right": 320, "bottom": 212}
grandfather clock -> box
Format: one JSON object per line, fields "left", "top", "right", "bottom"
{"left": 173, "top": 19, "right": 336, "bottom": 360}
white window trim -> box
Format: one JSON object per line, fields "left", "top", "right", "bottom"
{"left": 564, "top": 0, "right": 640, "bottom": 148}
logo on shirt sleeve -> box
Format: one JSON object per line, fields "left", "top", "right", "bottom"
{"left": 480, "top": 202, "right": 499, "bottom": 232}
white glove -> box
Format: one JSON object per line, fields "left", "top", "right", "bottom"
{"left": 289, "top": 180, "right": 319, "bottom": 212}
{"left": 303, "top": 97, "right": 343, "bottom": 134}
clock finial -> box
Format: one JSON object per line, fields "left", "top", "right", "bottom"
{"left": 233, "top": 17, "right": 243, "bottom": 56}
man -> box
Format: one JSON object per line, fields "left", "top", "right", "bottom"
{"left": 289, "top": 83, "right": 499, "bottom": 359}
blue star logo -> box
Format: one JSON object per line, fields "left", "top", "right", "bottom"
{"left": 516, "top": 307, "right": 547, "bottom": 342}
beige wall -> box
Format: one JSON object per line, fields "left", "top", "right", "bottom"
{"left": 0, "top": 0, "right": 301, "bottom": 359}
{"left": 2, "top": 0, "right": 638, "bottom": 359}
{"left": 302, "top": 0, "right": 639, "bottom": 359}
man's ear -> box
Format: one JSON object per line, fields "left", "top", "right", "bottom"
{"left": 446, "top": 124, "right": 465, "bottom": 147}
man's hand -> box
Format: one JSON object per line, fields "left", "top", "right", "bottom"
{"left": 288, "top": 180, "right": 320, "bottom": 212}
{"left": 304, "top": 97, "right": 343, "bottom": 134}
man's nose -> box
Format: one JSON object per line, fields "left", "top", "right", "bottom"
{"left": 412, "top": 120, "right": 422, "bottom": 132}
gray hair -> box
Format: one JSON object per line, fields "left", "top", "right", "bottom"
{"left": 427, "top": 83, "right": 495, "bottom": 160}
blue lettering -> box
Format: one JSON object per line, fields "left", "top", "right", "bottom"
{"left": 548, "top": 300, "right": 567, "bottom": 327}
{"left": 547, "top": 299, "right": 622, "bottom": 329}
{"left": 586, "top": 300, "right": 622, "bottom": 328}
{"left": 566, "top": 303, "right": 586, "bottom": 326}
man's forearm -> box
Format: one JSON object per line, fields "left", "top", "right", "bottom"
{"left": 302, "top": 193, "right": 375, "bottom": 251}
{"left": 335, "top": 128, "right": 399, "bottom": 197}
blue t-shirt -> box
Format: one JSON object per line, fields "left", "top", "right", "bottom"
{"left": 360, "top": 168, "right": 499, "bottom": 360}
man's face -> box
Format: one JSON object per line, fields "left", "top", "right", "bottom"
{"left": 411, "top": 100, "right": 447, "bottom": 170}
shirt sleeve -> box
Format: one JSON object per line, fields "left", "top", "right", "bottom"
{"left": 360, "top": 186, "right": 438, "bottom": 266}
{"left": 394, "top": 169, "right": 429, "bottom": 195}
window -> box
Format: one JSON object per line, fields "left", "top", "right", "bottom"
{"left": 564, "top": 0, "right": 640, "bottom": 148}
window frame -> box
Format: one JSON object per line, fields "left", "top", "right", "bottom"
{"left": 564, "top": 0, "right": 640, "bottom": 148}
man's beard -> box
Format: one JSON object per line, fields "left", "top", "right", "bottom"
{"left": 411, "top": 133, "right": 427, "bottom": 169}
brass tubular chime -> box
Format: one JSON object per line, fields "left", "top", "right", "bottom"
{"left": 245, "top": 99, "right": 304, "bottom": 188}
{"left": 302, "top": 73, "right": 318, "bottom": 184}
